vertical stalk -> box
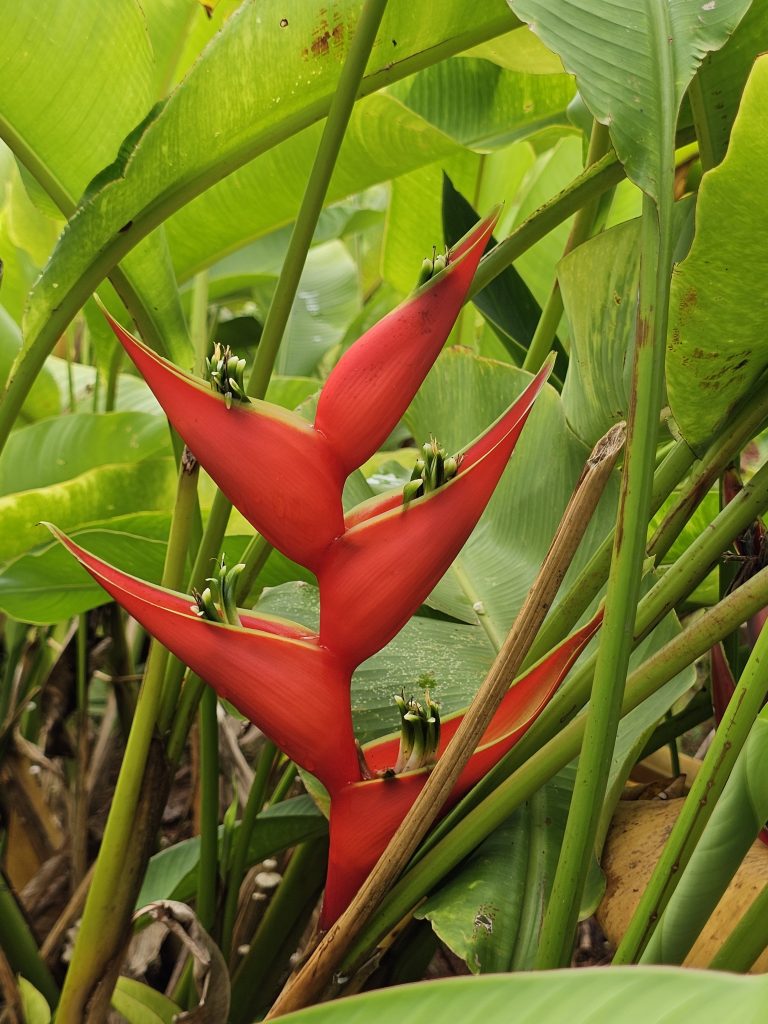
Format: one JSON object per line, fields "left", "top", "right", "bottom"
{"left": 523, "top": 121, "right": 612, "bottom": 373}
{"left": 221, "top": 739, "right": 277, "bottom": 958}
{"left": 0, "top": 871, "right": 59, "bottom": 1008}
{"left": 195, "top": 686, "right": 220, "bottom": 932}
{"left": 536, "top": 189, "right": 674, "bottom": 968}
{"left": 56, "top": 463, "right": 200, "bottom": 1021}
{"left": 71, "top": 616, "right": 90, "bottom": 890}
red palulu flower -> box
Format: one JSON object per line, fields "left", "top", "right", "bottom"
{"left": 54, "top": 212, "right": 600, "bottom": 925}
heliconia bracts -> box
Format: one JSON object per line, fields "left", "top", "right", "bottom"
{"left": 54, "top": 211, "right": 600, "bottom": 926}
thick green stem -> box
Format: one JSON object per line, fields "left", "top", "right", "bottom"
{"left": 536, "top": 189, "right": 675, "bottom": 968}
{"left": 523, "top": 121, "right": 612, "bottom": 373}
{"left": 525, "top": 438, "right": 695, "bottom": 669}
{"left": 195, "top": 686, "right": 220, "bottom": 933}
{"left": 344, "top": 564, "right": 768, "bottom": 969}
{"left": 221, "top": 739, "right": 277, "bottom": 958}
{"left": 430, "top": 449, "right": 768, "bottom": 858}
{"left": 0, "top": 871, "right": 59, "bottom": 1008}
{"left": 616, "top": 644, "right": 768, "bottom": 964}
{"left": 648, "top": 385, "right": 768, "bottom": 563}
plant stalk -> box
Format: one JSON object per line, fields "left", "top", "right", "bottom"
{"left": 709, "top": 882, "right": 768, "bottom": 972}
{"left": 536, "top": 188, "right": 675, "bottom": 969}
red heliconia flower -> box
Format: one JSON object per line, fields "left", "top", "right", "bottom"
{"left": 318, "top": 363, "right": 550, "bottom": 667}
{"left": 321, "top": 611, "right": 601, "bottom": 926}
{"left": 53, "top": 211, "right": 577, "bottom": 924}
{"left": 104, "top": 209, "right": 499, "bottom": 572}
{"left": 48, "top": 526, "right": 362, "bottom": 793}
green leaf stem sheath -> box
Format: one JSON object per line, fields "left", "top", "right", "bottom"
{"left": 537, "top": 189, "right": 675, "bottom": 969}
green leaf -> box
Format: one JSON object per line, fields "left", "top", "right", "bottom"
{"left": 0, "top": 0, "right": 193, "bottom": 368}
{"left": 17, "top": 978, "right": 51, "bottom": 1024}
{"left": 0, "top": 458, "right": 176, "bottom": 568}
{"left": 417, "top": 766, "right": 584, "bottom": 972}
{"left": 0, "top": 412, "right": 169, "bottom": 496}
{"left": 507, "top": 0, "right": 752, "bottom": 200}
{"left": 111, "top": 978, "right": 181, "bottom": 1024}
{"left": 691, "top": 0, "right": 768, "bottom": 168}
{"left": 0, "top": 514, "right": 171, "bottom": 624}
{"left": 0, "top": 307, "right": 58, "bottom": 424}
{"left": 667, "top": 55, "right": 768, "bottom": 451}
{"left": 25, "top": 0, "right": 518, "bottom": 334}
{"left": 266, "top": 969, "right": 768, "bottom": 1023}
{"left": 137, "top": 795, "right": 326, "bottom": 907}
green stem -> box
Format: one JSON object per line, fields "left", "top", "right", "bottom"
{"left": 230, "top": 838, "right": 328, "bottom": 1024}
{"left": 523, "top": 121, "right": 611, "bottom": 373}
{"left": 709, "top": 882, "right": 768, "bottom": 972}
{"left": 234, "top": 535, "right": 274, "bottom": 605}
{"left": 344, "top": 563, "right": 768, "bottom": 969}
{"left": 431, "top": 448, "right": 768, "bottom": 858}
{"left": 615, "top": 636, "right": 768, "bottom": 964}
{"left": 472, "top": 148, "right": 625, "bottom": 299}
{"left": 536, "top": 189, "right": 674, "bottom": 969}
{"left": 221, "top": 740, "right": 277, "bottom": 958}
{"left": 269, "top": 761, "right": 298, "bottom": 806}
{"left": 195, "top": 686, "right": 220, "bottom": 933}
{"left": 0, "top": 870, "right": 59, "bottom": 1008}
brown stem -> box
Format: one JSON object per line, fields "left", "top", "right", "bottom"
{"left": 266, "top": 422, "right": 626, "bottom": 1018}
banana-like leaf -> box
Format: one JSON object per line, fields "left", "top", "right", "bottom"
{"left": 267, "top": 969, "right": 768, "bottom": 1023}
{"left": 667, "top": 55, "right": 768, "bottom": 451}
{"left": 507, "top": 0, "right": 752, "bottom": 200}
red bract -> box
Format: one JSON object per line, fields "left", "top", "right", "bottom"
{"left": 55, "top": 213, "right": 577, "bottom": 923}
{"left": 48, "top": 527, "right": 361, "bottom": 793}
{"left": 321, "top": 612, "right": 601, "bottom": 926}
{"left": 104, "top": 210, "right": 498, "bottom": 572}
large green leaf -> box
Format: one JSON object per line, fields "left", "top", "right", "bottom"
{"left": 275, "top": 970, "right": 768, "bottom": 1023}
{"left": 507, "top": 0, "right": 752, "bottom": 200}
{"left": 0, "top": 514, "right": 172, "bottom": 624}
{"left": 406, "top": 349, "right": 616, "bottom": 632}
{"left": 21, "top": 0, "right": 519, "bottom": 357}
{"left": 666, "top": 55, "right": 768, "bottom": 451}
{"left": 692, "top": 0, "right": 768, "bottom": 167}
{"left": 416, "top": 767, "right": 580, "bottom": 973}
{"left": 0, "top": 457, "right": 176, "bottom": 567}
{"left": 0, "top": 0, "right": 192, "bottom": 367}
{"left": 0, "top": 306, "right": 58, "bottom": 424}
{"left": 0, "top": 412, "right": 169, "bottom": 496}
{"left": 560, "top": 220, "right": 639, "bottom": 445}
{"left": 111, "top": 978, "right": 180, "bottom": 1024}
